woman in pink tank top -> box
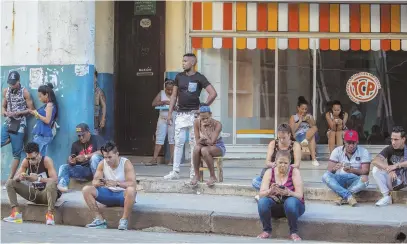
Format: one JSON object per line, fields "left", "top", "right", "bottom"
{"left": 257, "top": 150, "right": 305, "bottom": 241}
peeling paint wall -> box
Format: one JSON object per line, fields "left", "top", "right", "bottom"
{"left": 0, "top": 1, "right": 95, "bottom": 180}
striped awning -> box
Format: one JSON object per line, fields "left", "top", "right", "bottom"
{"left": 191, "top": 2, "right": 407, "bottom": 51}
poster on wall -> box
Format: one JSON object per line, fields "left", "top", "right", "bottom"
{"left": 346, "top": 72, "right": 381, "bottom": 104}
{"left": 134, "top": 1, "right": 156, "bottom": 16}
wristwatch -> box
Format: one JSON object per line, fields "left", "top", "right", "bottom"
{"left": 397, "top": 164, "right": 401, "bottom": 169}
{"left": 116, "top": 182, "right": 120, "bottom": 187}
{"left": 85, "top": 155, "right": 89, "bottom": 160}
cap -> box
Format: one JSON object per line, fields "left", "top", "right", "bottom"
{"left": 344, "top": 130, "right": 359, "bottom": 142}
{"left": 7, "top": 71, "right": 20, "bottom": 85}
{"left": 199, "top": 105, "right": 211, "bottom": 113}
{"left": 76, "top": 123, "right": 90, "bottom": 135}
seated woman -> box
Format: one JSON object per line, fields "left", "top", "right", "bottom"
{"left": 252, "top": 123, "right": 302, "bottom": 200}
{"left": 257, "top": 150, "right": 305, "bottom": 241}
{"left": 289, "top": 96, "right": 319, "bottom": 166}
{"left": 325, "top": 100, "right": 348, "bottom": 153}
{"left": 190, "top": 105, "right": 226, "bottom": 186}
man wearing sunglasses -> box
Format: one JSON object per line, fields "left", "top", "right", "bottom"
{"left": 3, "top": 142, "right": 60, "bottom": 225}
{"left": 322, "top": 130, "right": 371, "bottom": 207}
{"left": 57, "top": 123, "right": 105, "bottom": 192}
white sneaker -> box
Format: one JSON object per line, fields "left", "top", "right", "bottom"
{"left": 163, "top": 171, "right": 180, "bottom": 180}
{"left": 312, "top": 160, "right": 320, "bottom": 166}
{"left": 2, "top": 185, "right": 6, "bottom": 190}
{"left": 375, "top": 195, "right": 392, "bottom": 206}
{"left": 300, "top": 139, "right": 309, "bottom": 147}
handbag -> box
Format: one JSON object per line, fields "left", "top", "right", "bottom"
{"left": 6, "top": 92, "right": 21, "bottom": 134}
{"left": 393, "top": 145, "right": 407, "bottom": 191}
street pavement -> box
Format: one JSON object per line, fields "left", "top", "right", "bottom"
{"left": 1, "top": 222, "right": 330, "bottom": 243}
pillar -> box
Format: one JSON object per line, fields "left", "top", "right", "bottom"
{"left": 0, "top": 1, "right": 95, "bottom": 180}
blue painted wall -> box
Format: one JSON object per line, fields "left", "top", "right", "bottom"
{"left": 96, "top": 72, "right": 114, "bottom": 141}
{"left": 0, "top": 65, "right": 94, "bottom": 180}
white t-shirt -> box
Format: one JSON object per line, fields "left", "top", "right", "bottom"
{"left": 329, "top": 146, "right": 371, "bottom": 175}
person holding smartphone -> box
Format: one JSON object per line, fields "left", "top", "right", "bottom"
{"left": 322, "top": 130, "right": 371, "bottom": 207}
{"left": 257, "top": 150, "right": 305, "bottom": 241}
{"left": 57, "top": 123, "right": 105, "bottom": 192}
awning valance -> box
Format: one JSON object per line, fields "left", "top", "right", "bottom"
{"left": 191, "top": 2, "right": 407, "bottom": 51}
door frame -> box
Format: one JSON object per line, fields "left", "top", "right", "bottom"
{"left": 113, "top": 1, "right": 166, "bottom": 154}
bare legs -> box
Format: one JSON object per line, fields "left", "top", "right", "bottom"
{"left": 122, "top": 187, "right": 136, "bottom": 219}
{"left": 328, "top": 131, "right": 344, "bottom": 154}
{"left": 148, "top": 143, "right": 175, "bottom": 166}
{"left": 191, "top": 145, "right": 222, "bottom": 186}
{"left": 306, "top": 126, "right": 318, "bottom": 161}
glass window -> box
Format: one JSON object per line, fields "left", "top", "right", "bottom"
{"left": 315, "top": 46, "right": 407, "bottom": 145}
{"left": 235, "top": 49, "right": 276, "bottom": 144}
{"left": 200, "top": 48, "right": 233, "bottom": 144}
{"left": 277, "top": 49, "right": 314, "bottom": 126}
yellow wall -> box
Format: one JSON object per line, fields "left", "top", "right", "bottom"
{"left": 165, "top": 1, "right": 186, "bottom": 72}
{"left": 95, "top": 1, "right": 114, "bottom": 74}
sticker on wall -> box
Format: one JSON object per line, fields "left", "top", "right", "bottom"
{"left": 29, "top": 68, "right": 44, "bottom": 89}
{"left": 346, "top": 72, "right": 381, "bottom": 104}
{"left": 75, "top": 64, "right": 89, "bottom": 77}
{"left": 140, "top": 18, "right": 151, "bottom": 28}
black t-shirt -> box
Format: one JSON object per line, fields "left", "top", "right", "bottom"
{"left": 379, "top": 145, "right": 405, "bottom": 165}
{"left": 71, "top": 135, "right": 105, "bottom": 166}
{"left": 174, "top": 72, "right": 210, "bottom": 111}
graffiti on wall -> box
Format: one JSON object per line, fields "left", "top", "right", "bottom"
{"left": 29, "top": 67, "right": 63, "bottom": 90}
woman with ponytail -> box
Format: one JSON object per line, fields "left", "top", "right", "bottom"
{"left": 29, "top": 83, "right": 58, "bottom": 155}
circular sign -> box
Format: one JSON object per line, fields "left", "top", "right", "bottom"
{"left": 140, "top": 18, "right": 151, "bottom": 28}
{"left": 346, "top": 72, "right": 381, "bottom": 104}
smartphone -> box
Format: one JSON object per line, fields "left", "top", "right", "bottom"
{"left": 71, "top": 154, "right": 77, "bottom": 158}
{"left": 99, "top": 178, "right": 106, "bottom": 183}
{"left": 278, "top": 185, "right": 285, "bottom": 189}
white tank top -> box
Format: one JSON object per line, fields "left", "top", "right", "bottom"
{"left": 159, "top": 90, "right": 170, "bottom": 117}
{"left": 103, "top": 157, "right": 127, "bottom": 192}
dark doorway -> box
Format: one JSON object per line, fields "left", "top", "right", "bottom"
{"left": 114, "top": 1, "right": 165, "bottom": 155}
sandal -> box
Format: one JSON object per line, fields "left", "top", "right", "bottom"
{"left": 145, "top": 160, "right": 158, "bottom": 166}
{"left": 257, "top": 232, "right": 271, "bottom": 239}
{"left": 206, "top": 177, "right": 217, "bottom": 187}
{"left": 290, "top": 233, "right": 302, "bottom": 241}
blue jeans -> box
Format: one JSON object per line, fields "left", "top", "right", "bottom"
{"left": 57, "top": 154, "right": 104, "bottom": 187}
{"left": 322, "top": 171, "right": 369, "bottom": 199}
{"left": 96, "top": 187, "right": 125, "bottom": 207}
{"left": 1, "top": 123, "right": 25, "bottom": 160}
{"left": 33, "top": 135, "right": 53, "bottom": 156}
{"left": 252, "top": 176, "right": 262, "bottom": 191}
{"left": 258, "top": 197, "right": 305, "bottom": 234}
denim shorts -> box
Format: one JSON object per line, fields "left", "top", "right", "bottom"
{"left": 1, "top": 123, "right": 25, "bottom": 159}
{"left": 155, "top": 116, "right": 175, "bottom": 145}
{"left": 96, "top": 187, "right": 125, "bottom": 207}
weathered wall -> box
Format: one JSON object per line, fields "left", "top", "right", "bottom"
{"left": 0, "top": 1, "right": 95, "bottom": 180}
{"left": 95, "top": 1, "right": 114, "bottom": 141}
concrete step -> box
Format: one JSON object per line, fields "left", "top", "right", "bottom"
{"left": 1, "top": 191, "right": 406, "bottom": 243}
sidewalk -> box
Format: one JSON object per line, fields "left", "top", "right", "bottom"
{"left": 1, "top": 190, "right": 406, "bottom": 243}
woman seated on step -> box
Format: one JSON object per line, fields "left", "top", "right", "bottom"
{"left": 289, "top": 96, "right": 319, "bottom": 166}
{"left": 190, "top": 105, "right": 226, "bottom": 187}
{"left": 257, "top": 150, "right": 305, "bottom": 241}
{"left": 252, "top": 123, "right": 301, "bottom": 201}
{"left": 325, "top": 100, "right": 348, "bottom": 154}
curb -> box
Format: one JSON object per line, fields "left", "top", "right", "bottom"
{"left": 1, "top": 198, "right": 405, "bottom": 243}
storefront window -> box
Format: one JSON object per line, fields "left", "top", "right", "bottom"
{"left": 200, "top": 48, "right": 233, "bottom": 144}
{"left": 235, "top": 49, "right": 276, "bottom": 144}
{"left": 277, "top": 49, "right": 314, "bottom": 127}
{"left": 315, "top": 46, "right": 407, "bottom": 145}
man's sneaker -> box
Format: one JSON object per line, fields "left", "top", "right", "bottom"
{"left": 254, "top": 195, "right": 260, "bottom": 202}
{"left": 57, "top": 185, "right": 68, "bottom": 193}
{"left": 2, "top": 185, "right": 6, "bottom": 190}
{"left": 118, "top": 218, "right": 128, "bottom": 230}
{"left": 312, "top": 160, "right": 320, "bottom": 166}
{"left": 46, "top": 213, "right": 55, "bottom": 225}
{"left": 86, "top": 218, "right": 107, "bottom": 229}
{"left": 164, "top": 171, "right": 180, "bottom": 180}
{"left": 375, "top": 195, "right": 392, "bottom": 207}
{"left": 347, "top": 195, "right": 357, "bottom": 207}
{"left": 334, "top": 196, "right": 346, "bottom": 206}
{"left": 3, "top": 212, "right": 23, "bottom": 223}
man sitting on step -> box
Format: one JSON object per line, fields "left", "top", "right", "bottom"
{"left": 82, "top": 141, "right": 137, "bottom": 230}
{"left": 322, "top": 130, "right": 371, "bottom": 207}
{"left": 372, "top": 126, "right": 407, "bottom": 207}
{"left": 3, "top": 142, "right": 61, "bottom": 225}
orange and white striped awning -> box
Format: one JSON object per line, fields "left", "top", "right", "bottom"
{"left": 191, "top": 2, "right": 407, "bottom": 51}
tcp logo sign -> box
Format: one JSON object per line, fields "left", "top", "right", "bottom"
{"left": 346, "top": 72, "right": 381, "bottom": 104}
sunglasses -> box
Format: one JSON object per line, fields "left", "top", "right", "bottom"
{"left": 77, "top": 134, "right": 86, "bottom": 138}
{"left": 26, "top": 154, "right": 38, "bottom": 160}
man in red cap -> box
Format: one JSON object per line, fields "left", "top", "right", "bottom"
{"left": 322, "top": 130, "right": 371, "bottom": 206}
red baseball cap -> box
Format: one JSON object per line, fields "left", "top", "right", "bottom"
{"left": 344, "top": 130, "right": 359, "bottom": 142}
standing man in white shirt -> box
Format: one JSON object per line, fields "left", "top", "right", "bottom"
{"left": 322, "top": 130, "right": 371, "bottom": 206}
{"left": 163, "top": 53, "right": 217, "bottom": 180}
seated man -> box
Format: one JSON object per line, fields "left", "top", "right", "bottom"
{"left": 322, "top": 130, "right": 370, "bottom": 206}
{"left": 57, "top": 123, "right": 105, "bottom": 192}
{"left": 3, "top": 142, "right": 61, "bottom": 225}
{"left": 372, "top": 126, "right": 407, "bottom": 207}
{"left": 82, "top": 141, "right": 137, "bottom": 230}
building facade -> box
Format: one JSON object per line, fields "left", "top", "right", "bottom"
{"left": 1, "top": 1, "right": 406, "bottom": 179}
